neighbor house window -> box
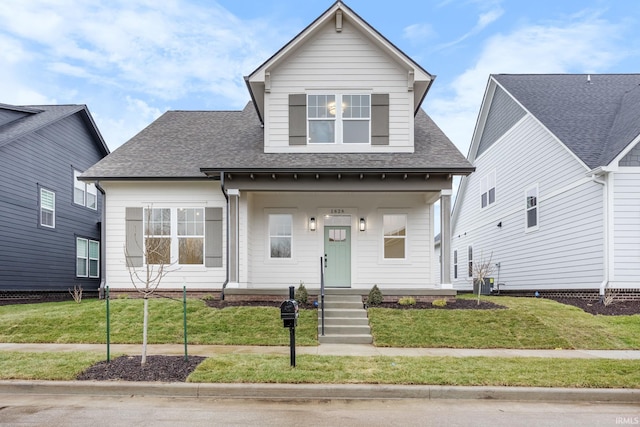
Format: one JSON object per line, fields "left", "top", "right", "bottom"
{"left": 308, "top": 94, "right": 370, "bottom": 144}
{"left": 468, "top": 246, "right": 473, "bottom": 277}
{"left": 526, "top": 185, "right": 539, "bottom": 230}
{"left": 40, "top": 188, "right": 55, "bottom": 228}
{"left": 480, "top": 170, "right": 496, "bottom": 208}
{"left": 74, "top": 170, "right": 97, "bottom": 209}
{"left": 76, "top": 238, "right": 99, "bottom": 278}
{"left": 453, "top": 250, "right": 458, "bottom": 279}
{"left": 383, "top": 214, "right": 406, "bottom": 259}
{"left": 269, "top": 214, "right": 292, "bottom": 258}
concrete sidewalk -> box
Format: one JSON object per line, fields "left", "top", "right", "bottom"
{"left": 1, "top": 343, "right": 639, "bottom": 403}
{"left": 1, "top": 342, "right": 640, "bottom": 359}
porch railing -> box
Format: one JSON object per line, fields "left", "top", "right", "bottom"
{"left": 320, "top": 256, "right": 325, "bottom": 336}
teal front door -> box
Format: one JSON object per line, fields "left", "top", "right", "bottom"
{"left": 324, "top": 226, "right": 351, "bottom": 288}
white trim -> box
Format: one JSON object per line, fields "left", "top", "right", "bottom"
{"left": 265, "top": 209, "right": 297, "bottom": 264}
{"left": 39, "top": 187, "right": 55, "bottom": 228}
{"left": 524, "top": 184, "right": 539, "bottom": 233}
{"left": 381, "top": 212, "right": 409, "bottom": 263}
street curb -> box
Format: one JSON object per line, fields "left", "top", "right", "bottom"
{"left": 0, "top": 381, "right": 639, "bottom": 402}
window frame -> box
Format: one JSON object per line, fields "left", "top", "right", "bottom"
{"left": 73, "top": 170, "right": 97, "bottom": 210}
{"left": 39, "top": 187, "right": 56, "bottom": 229}
{"left": 268, "top": 213, "right": 293, "bottom": 260}
{"left": 76, "top": 237, "right": 100, "bottom": 278}
{"left": 382, "top": 213, "right": 407, "bottom": 261}
{"left": 467, "top": 245, "right": 473, "bottom": 278}
{"left": 525, "top": 185, "right": 539, "bottom": 232}
{"left": 480, "top": 170, "right": 496, "bottom": 209}
{"left": 143, "top": 207, "right": 206, "bottom": 266}
{"left": 307, "top": 93, "right": 371, "bottom": 145}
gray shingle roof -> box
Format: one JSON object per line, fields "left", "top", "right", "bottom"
{"left": 493, "top": 74, "right": 640, "bottom": 169}
{"left": 82, "top": 103, "right": 472, "bottom": 180}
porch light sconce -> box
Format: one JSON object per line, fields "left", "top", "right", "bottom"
{"left": 309, "top": 217, "right": 316, "bottom": 231}
{"left": 359, "top": 218, "right": 366, "bottom": 232}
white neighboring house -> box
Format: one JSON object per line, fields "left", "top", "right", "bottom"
{"left": 451, "top": 74, "right": 640, "bottom": 296}
{"left": 82, "top": 1, "right": 472, "bottom": 298}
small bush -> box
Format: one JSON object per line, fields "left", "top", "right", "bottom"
{"left": 398, "top": 296, "right": 416, "bottom": 306}
{"left": 117, "top": 294, "right": 129, "bottom": 299}
{"left": 295, "top": 282, "right": 308, "bottom": 305}
{"left": 202, "top": 294, "right": 215, "bottom": 301}
{"left": 367, "top": 285, "right": 383, "bottom": 306}
{"left": 432, "top": 299, "right": 447, "bottom": 307}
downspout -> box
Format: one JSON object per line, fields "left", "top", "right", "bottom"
{"left": 95, "top": 181, "right": 106, "bottom": 299}
{"left": 591, "top": 173, "right": 608, "bottom": 300}
{"left": 220, "top": 172, "right": 229, "bottom": 300}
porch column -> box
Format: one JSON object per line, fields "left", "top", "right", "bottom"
{"left": 440, "top": 189, "right": 452, "bottom": 288}
{"left": 228, "top": 189, "right": 240, "bottom": 284}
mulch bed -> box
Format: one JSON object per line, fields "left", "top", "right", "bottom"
{"left": 546, "top": 297, "right": 640, "bottom": 316}
{"left": 77, "top": 355, "right": 206, "bottom": 382}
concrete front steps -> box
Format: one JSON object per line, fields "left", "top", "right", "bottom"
{"left": 317, "top": 292, "right": 372, "bottom": 344}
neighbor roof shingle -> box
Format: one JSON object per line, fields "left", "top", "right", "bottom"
{"left": 493, "top": 74, "right": 640, "bottom": 169}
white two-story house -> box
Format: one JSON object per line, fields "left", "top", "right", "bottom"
{"left": 82, "top": 1, "right": 472, "bottom": 299}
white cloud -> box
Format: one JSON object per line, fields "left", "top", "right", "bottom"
{"left": 437, "top": 7, "right": 504, "bottom": 50}
{"left": 403, "top": 23, "right": 435, "bottom": 43}
{"left": 428, "top": 12, "right": 626, "bottom": 157}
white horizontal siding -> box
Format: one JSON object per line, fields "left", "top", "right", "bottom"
{"left": 246, "top": 192, "right": 435, "bottom": 289}
{"left": 452, "top": 115, "right": 604, "bottom": 291}
{"left": 102, "top": 181, "right": 226, "bottom": 291}
{"left": 611, "top": 171, "right": 640, "bottom": 286}
{"left": 266, "top": 19, "right": 412, "bottom": 151}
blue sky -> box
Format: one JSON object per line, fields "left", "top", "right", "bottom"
{"left": 1, "top": 0, "right": 639, "bottom": 158}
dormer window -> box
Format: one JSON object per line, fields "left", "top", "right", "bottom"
{"left": 308, "top": 94, "right": 370, "bottom": 144}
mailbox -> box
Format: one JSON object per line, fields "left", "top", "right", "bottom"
{"left": 280, "top": 299, "right": 299, "bottom": 328}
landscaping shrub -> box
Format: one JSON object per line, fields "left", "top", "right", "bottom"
{"left": 398, "top": 296, "right": 416, "bottom": 306}
{"left": 295, "top": 282, "right": 308, "bottom": 305}
{"left": 432, "top": 299, "right": 447, "bottom": 307}
{"left": 367, "top": 285, "right": 383, "bottom": 306}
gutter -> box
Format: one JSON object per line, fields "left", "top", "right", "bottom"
{"left": 95, "top": 181, "right": 107, "bottom": 299}
{"left": 219, "top": 172, "right": 229, "bottom": 300}
{"left": 590, "top": 172, "right": 608, "bottom": 299}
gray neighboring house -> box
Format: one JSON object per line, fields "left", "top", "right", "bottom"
{"left": 451, "top": 74, "right": 640, "bottom": 295}
{"left": 81, "top": 1, "right": 473, "bottom": 298}
{"left": 0, "top": 103, "right": 109, "bottom": 294}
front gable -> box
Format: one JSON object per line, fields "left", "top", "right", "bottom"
{"left": 246, "top": 1, "right": 433, "bottom": 154}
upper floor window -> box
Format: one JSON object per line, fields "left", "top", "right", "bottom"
{"left": 525, "top": 185, "right": 539, "bottom": 231}
{"left": 480, "top": 170, "right": 496, "bottom": 208}
{"left": 269, "top": 214, "right": 292, "bottom": 259}
{"left": 308, "top": 94, "right": 370, "bottom": 144}
{"left": 467, "top": 246, "right": 473, "bottom": 277}
{"left": 383, "top": 214, "right": 406, "bottom": 259}
{"left": 40, "top": 187, "right": 55, "bottom": 228}
{"left": 453, "top": 249, "right": 458, "bottom": 279}
{"left": 74, "top": 170, "right": 97, "bottom": 210}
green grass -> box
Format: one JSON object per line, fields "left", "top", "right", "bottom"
{"left": 1, "top": 351, "right": 638, "bottom": 388}
{"left": 188, "top": 354, "right": 640, "bottom": 388}
{"left": 0, "top": 351, "right": 105, "bottom": 380}
{"left": 0, "top": 298, "right": 317, "bottom": 346}
{"left": 368, "top": 295, "right": 640, "bottom": 349}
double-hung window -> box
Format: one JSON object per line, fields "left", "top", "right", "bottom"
{"left": 480, "top": 170, "right": 496, "bottom": 208}
{"left": 308, "top": 94, "right": 370, "bottom": 144}
{"left": 526, "top": 185, "right": 539, "bottom": 231}
{"left": 383, "top": 214, "right": 406, "bottom": 259}
{"left": 468, "top": 246, "right": 473, "bottom": 277}
{"left": 453, "top": 250, "right": 458, "bottom": 279}
{"left": 144, "top": 207, "right": 205, "bottom": 265}
{"left": 74, "top": 170, "right": 97, "bottom": 209}
{"left": 76, "top": 238, "right": 99, "bottom": 278}
{"left": 40, "top": 188, "right": 55, "bottom": 228}
{"left": 269, "top": 214, "right": 292, "bottom": 259}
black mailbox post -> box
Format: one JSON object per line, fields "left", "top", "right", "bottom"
{"left": 280, "top": 286, "right": 298, "bottom": 367}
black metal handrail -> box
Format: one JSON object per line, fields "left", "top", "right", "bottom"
{"left": 320, "top": 256, "right": 325, "bottom": 336}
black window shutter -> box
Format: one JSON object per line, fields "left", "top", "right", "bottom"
{"left": 371, "top": 94, "right": 389, "bottom": 145}
{"left": 289, "top": 94, "right": 307, "bottom": 145}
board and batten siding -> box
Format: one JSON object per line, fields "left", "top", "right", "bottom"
{"left": 611, "top": 171, "right": 640, "bottom": 286}
{"left": 246, "top": 192, "right": 434, "bottom": 289}
{"left": 0, "top": 112, "right": 105, "bottom": 291}
{"left": 265, "top": 18, "right": 412, "bottom": 151}
{"left": 452, "top": 114, "right": 604, "bottom": 291}
{"left": 101, "top": 181, "right": 226, "bottom": 290}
